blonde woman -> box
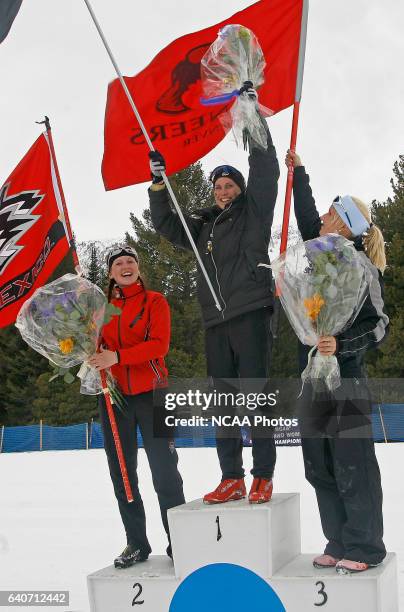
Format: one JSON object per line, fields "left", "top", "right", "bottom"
{"left": 286, "top": 150, "right": 389, "bottom": 575}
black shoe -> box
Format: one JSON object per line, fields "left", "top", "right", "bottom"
{"left": 114, "top": 544, "right": 149, "bottom": 569}
{"left": 166, "top": 544, "right": 172, "bottom": 559}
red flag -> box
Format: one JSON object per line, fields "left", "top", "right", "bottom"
{"left": 0, "top": 133, "right": 70, "bottom": 328}
{"left": 102, "top": 0, "right": 305, "bottom": 190}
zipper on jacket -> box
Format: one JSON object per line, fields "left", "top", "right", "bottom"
{"left": 209, "top": 203, "right": 233, "bottom": 317}
{"left": 129, "top": 307, "right": 145, "bottom": 328}
{"left": 118, "top": 297, "right": 132, "bottom": 394}
{"left": 143, "top": 323, "right": 161, "bottom": 382}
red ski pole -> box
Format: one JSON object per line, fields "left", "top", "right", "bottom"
{"left": 100, "top": 369, "right": 134, "bottom": 503}
{"left": 272, "top": 0, "right": 308, "bottom": 337}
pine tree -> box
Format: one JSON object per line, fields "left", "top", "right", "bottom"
{"left": 32, "top": 372, "right": 98, "bottom": 426}
{"left": 0, "top": 328, "right": 49, "bottom": 425}
{"left": 366, "top": 155, "right": 404, "bottom": 379}
{"left": 87, "top": 245, "right": 100, "bottom": 286}
{"left": 269, "top": 308, "right": 299, "bottom": 378}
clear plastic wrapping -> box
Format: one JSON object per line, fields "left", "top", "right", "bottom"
{"left": 271, "top": 235, "right": 371, "bottom": 391}
{"left": 200, "top": 24, "right": 272, "bottom": 149}
{"left": 15, "top": 274, "right": 107, "bottom": 394}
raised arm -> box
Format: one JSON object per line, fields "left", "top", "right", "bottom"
{"left": 286, "top": 150, "right": 322, "bottom": 241}
{"left": 246, "top": 112, "right": 280, "bottom": 228}
{"left": 148, "top": 185, "right": 203, "bottom": 251}
{"left": 148, "top": 151, "right": 203, "bottom": 250}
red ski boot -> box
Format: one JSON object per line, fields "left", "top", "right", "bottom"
{"left": 248, "top": 478, "right": 273, "bottom": 504}
{"left": 203, "top": 479, "right": 246, "bottom": 504}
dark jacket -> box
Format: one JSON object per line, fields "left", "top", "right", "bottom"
{"left": 101, "top": 282, "right": 169, "bottom": 395}
{"left": 148, "top": 126, "right": 280, "bottom": 329}
{"left": 293, "top": 165, "right": 389, "bottom": 375}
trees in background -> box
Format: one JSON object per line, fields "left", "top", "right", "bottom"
{"left": 366, "top": 155, "right": 404, "bottom": 378}
{"left": 0, "top": 157, "right": 403, "bottom": 425}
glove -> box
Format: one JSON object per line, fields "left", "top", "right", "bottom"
{"left": 240, "top": 80, "right": 258, "bottom": 102}
{"left": 149, "top": 150, "right": 166, "bottom": 183}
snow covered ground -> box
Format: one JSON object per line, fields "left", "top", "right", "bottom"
{"left": 0, "top": 445, "right": 403, "bottom": 611}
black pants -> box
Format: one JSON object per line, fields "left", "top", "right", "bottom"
{"left": 205, "top": 308, "right": 276, "bottom": 481}
{"left": 99, "top": 391, "right": 185, "bottom": 555}
{"left": 298, "top": 346, "right": 386, "bottom": 564}
{"left": 302, "top": 435, "right": 385, "bottom": 564}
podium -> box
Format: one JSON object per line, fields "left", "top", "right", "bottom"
{"left": 87, "top": 556, "right": 177, "bottom": 612}
{"left": 168, "top": 493, "right": 300, "bottom": 579}
{"left": 87, "top": 493, "right": 398, "bottom": 611}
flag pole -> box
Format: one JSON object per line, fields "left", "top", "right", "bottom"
{"left": 82, "top": 0, "right": 222, "bottom": 312}
{"left": 36, "top": 116, "right": 81, "bottom": 274}
{"left": 279, "top": 101, "right": 301, "bottom": 254}
{"left": 272, "top": 0, "right": 309, "bottom": 337}
{"left": 36, "top": 117, "right": 134, "bottom": 502}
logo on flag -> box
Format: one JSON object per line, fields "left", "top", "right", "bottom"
{"left": 0, "top": 184, "right": 43, "bottom": 274}
{"left": 156, "top": 44, "right": 211, "bottom": 115}
{"left": 0, "top": 133, "right": 70, "bottom": 328}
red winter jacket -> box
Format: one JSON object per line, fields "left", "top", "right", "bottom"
{"left": 101, "top": 282, "right": 170, "bottom": 395}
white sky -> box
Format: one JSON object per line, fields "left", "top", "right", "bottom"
{"left": 1, "top": 0, "right": 403, "bottom": 242}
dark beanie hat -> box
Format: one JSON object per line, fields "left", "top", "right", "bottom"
{"left": 209, "top": 165, "right": 246, "bottom": 193}
{"left": 106, "top": 245, "right": 139, "bottom": 270}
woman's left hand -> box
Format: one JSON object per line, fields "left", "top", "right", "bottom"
{"left": 317, "top": 336, "right": 337, "bottom": 356}
{"left": 88, "top": 347, "right": 118, "bottom": 370}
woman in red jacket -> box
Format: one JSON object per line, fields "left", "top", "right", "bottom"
{"left": 89, "top": 245, "right": 185, "bottom": 569}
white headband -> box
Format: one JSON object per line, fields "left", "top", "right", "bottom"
{"left": 332, "top": 195, "right": 370, "bottom": 237}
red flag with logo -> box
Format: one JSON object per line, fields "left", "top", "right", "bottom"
{"left": 0, "top": 133, "right": 70, "bottom": 328}
{"left": 102, "top": 0, "right": 305, "bottom": 190}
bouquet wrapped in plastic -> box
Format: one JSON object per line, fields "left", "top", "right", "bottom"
{"left": 200, "top": 24, "right": 272, "bottom": 149}
{"left": 271, "top": 235, "right": 371, "bottom": 391}
{"left": 15, "top": 274, "right": 120, "bottom": 396}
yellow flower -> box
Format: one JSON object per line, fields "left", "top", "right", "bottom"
{"left": 239, "top": 26, "right": 250, "bottom": 41}
{"left": 59, "top": 337, "right": 74, "bottom": 354}
{"left": 304, "top": 294, "right": 325, "bottom": 322}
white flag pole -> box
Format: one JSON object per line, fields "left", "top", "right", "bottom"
{"left": 82, "top": 0, "right": 222, "bottom": 312}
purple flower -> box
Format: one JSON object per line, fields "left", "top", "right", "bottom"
{"left": 41, "top": 306, "right": 56, "bottom": 319}
{"left": 309, "top": 235, "right": 339, "bottom": 253}
{"left": 55, "top": 292, "right": 75, "bottom": 313}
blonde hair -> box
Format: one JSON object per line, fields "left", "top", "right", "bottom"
{"left": 331, "top": 197, "right": 386, "bottom": 273}
{"left": 351, "top": 197, "right": 386, "bottom": 274}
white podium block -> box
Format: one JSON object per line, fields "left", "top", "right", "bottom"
{"left": 270, "top": 553, "right": 398, "bottom": 612}
{"left": 168, "top": 493, "right": 301, "bottom": 580}
{"left": 87, "top": 556, "right": 178, "bottom": 612}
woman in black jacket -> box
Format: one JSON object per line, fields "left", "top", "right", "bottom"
{"left": 148, "top": 90, "right": 279, "bottom": 505}
{"left": 286, "top": 149, "right": 389, "bottom": 574}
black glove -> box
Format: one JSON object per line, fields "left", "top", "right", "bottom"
{"left": 149, "top": 150, "right": 166, "bottom": 183}
{"left": 239, "top": 80, "right": 258, "bottom": 102}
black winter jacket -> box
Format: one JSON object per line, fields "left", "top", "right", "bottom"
{"left": 293, "top": 166, "right": 389, "bottom": 375}
{"left": 149, "top": 128, "right": 280, "bottom": 329}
